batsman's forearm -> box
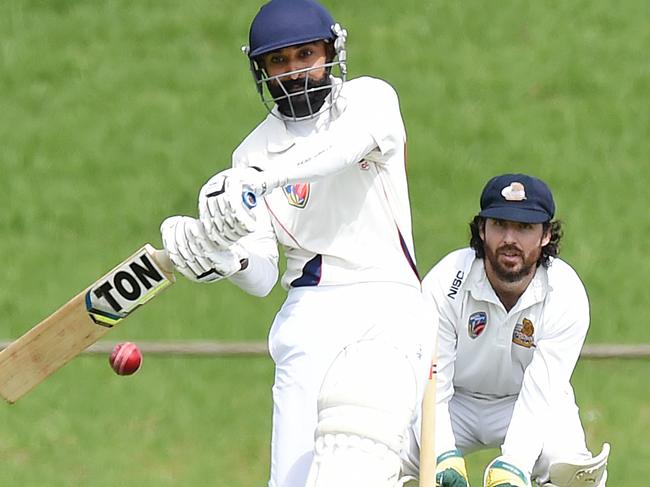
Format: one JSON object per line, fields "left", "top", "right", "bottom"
{"left": 260, "top": 126, "right": 377, "bottom": 191}
{"left": 227, "top": 231, "right": 279, "bottom": 297}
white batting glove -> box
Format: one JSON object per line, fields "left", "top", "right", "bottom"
{"left": 198, "top": 168, "right": 262, "bottom": 248}
{"left": 160, "top": 216, "right": 248, "bottom": 283}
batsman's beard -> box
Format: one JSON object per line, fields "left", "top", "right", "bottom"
{"left": 268, "top": 74, "right": 332, "bottom": 118}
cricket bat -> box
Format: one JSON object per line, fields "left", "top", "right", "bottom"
{"left": 0, "top": 244, "right": 174, "bottom": 403}
{"left": 419, "top": 356, "right": 437, "bottom": 487}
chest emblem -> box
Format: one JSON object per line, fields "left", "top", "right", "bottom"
{"left": 468, "top": 311, "right": 487, "bottom": 339}
{"left": 283, "top": 183, "right": 310, "bottom": 208}
{"left": 513, "top": 318, "right": 535, "bottom": 348}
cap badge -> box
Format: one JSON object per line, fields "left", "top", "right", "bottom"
{"left": 501, "top": 182, "right": 527, "bottom": 201}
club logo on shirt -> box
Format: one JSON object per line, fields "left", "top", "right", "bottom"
{"left": 359, "top": 160, "right": 370, "bottom": 170}
{"left": 512, "top": 318, "right": 535, "bottom": 348}
{"left": 283, "top": 183, "right": 310, "bottom": 208}
{"left": 468, "top": 311, "right": 487, "bottom": 339}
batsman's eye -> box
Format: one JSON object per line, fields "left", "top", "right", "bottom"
{"left": 268, "top": 54, "right": 285, "bottom": 65}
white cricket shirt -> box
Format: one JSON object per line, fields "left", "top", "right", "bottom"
{"left": 422, "top": 248, "right": 590, "bottom": 471}
{"left": 230, "top": 76, "right": 420, "bottom": 291}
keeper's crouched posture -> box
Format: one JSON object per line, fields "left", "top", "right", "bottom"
{"left": 160, "top": 1, "right": 436, "bottom": 485}
{"left": 403, "top": 174, "right": 609, "bottom": 487}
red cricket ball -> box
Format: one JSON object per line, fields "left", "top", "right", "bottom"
{"left": 109, "top": 342, "right": 143, "bottom": 376}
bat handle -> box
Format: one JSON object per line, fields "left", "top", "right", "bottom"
{"left": 151, "top": 248, "right": 174, "bottom": 276}
{"left": 242, "top": 190, "right": 257, "bottom": 209}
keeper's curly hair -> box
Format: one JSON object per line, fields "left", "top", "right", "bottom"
{"left": 469, "top": 216, "right": 563, "bottom": 268}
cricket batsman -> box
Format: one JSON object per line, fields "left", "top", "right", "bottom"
{"left": 159, "top": 1, "right": 436, "bottom": 486}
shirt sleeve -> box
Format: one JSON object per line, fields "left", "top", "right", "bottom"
{"left": 501, "top": 274, "right": 590, "bottom": 474}
{"left": 260, "top": 79, "right": 406, "bottom": 190}
{"left": 362, "top": 79, "right": 406, "bottom": 158}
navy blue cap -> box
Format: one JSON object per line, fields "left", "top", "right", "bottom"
{"left": 478, "top": 174, "right": 555, "bottom": 223}
{"left": 248, "top": 0, "right": 336, "bottom": 58}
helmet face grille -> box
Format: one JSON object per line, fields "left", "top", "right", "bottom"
{"left": 256, "top": 60, "right": 346, "bottom": 121}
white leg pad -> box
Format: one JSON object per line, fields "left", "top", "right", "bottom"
{"left": 543, "top": 443, "right": 610, "bottom": 487}
{"left": 305, "top": 434, "right": 408, "bottom": 487}
{"left": 306, "top": 339, "right": 419, "bottom": 487}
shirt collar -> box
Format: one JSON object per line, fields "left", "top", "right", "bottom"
{"left": 264, "top": 114, "right": 295, "bottom": 153}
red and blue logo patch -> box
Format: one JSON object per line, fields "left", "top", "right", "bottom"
{"left": 283, "top": 183, "right": 310, "bottom": 208}
{"left": 468, "top": 311, "right": 487, "bottom": 339}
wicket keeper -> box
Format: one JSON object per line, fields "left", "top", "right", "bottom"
{"left": 408, "top": 174, "right": 609, "bottom": 487}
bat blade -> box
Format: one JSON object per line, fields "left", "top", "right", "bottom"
{"left": 0, "top": 244, "right": 174, "bottom": 403}
{"left": 419, "top": 357, "right": 437, "bottom": 487}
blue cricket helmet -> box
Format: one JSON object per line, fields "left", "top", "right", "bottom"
{"left": 243, "top": 0, "right": 348, "bottom": 120}
{"left": 248, "top": 0, "right": 337, "bottom": 58}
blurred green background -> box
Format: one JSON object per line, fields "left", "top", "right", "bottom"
{"left": 1, "top": 0, "right": 647, "bottom": 485}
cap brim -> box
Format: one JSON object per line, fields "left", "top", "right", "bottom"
{"left": 479, "top": 206, "right": 550, "bottom": 224}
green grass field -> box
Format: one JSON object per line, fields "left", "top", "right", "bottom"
{"left": 1, "top": 0, "right": 648, "bottom": 485}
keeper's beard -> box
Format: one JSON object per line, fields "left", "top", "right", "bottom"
{"left": 268, "top": 73, "right": 332, "bottom": 119}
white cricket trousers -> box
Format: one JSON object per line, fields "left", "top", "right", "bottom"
{"left": 267, "top": 282, "right": 434, "bottom": 487}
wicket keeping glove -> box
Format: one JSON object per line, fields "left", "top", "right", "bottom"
{"left": 483, "top": 456, "right": 530, "bottom": 487}
{"left": 198, "top": 168, "right": 259, "bottom": 249}
{"left": 435, "top": 449, "right": 470, "bottom": 487}
{"left": 160, "top": 216, "right": 248, "bottom": 283}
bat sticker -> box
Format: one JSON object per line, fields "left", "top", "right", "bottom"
{"left": 85, "top": 250, "right": 173, "bottom": 327}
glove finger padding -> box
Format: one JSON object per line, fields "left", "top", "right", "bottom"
{"left": 225, "top": 179, "right": 257, "bottom": 232}
{"left": 188, "top": 219, "right": 248, "bottom": 275}
{"left": 181, "top": 222, "right": 215, "bottom": 273}
{"left": 200, "top": 181, "right": 232, "bottom": 249}
{"left": 160, "top": 215, "right": 247, "bottom": 283}
{"left": 162, "top": 216, "right": 213, "bottom": 281}
{"left": 436, "top": 449, "right": 470, "bottom": 487}
{"left": 198, "top": 168, "right": 258, "bottom": 248}
{"left": 483, "top": 456, "right": 530, "bottom": 487}
{"left": 161, "top": 216, "right": 199, "bottom": 280}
